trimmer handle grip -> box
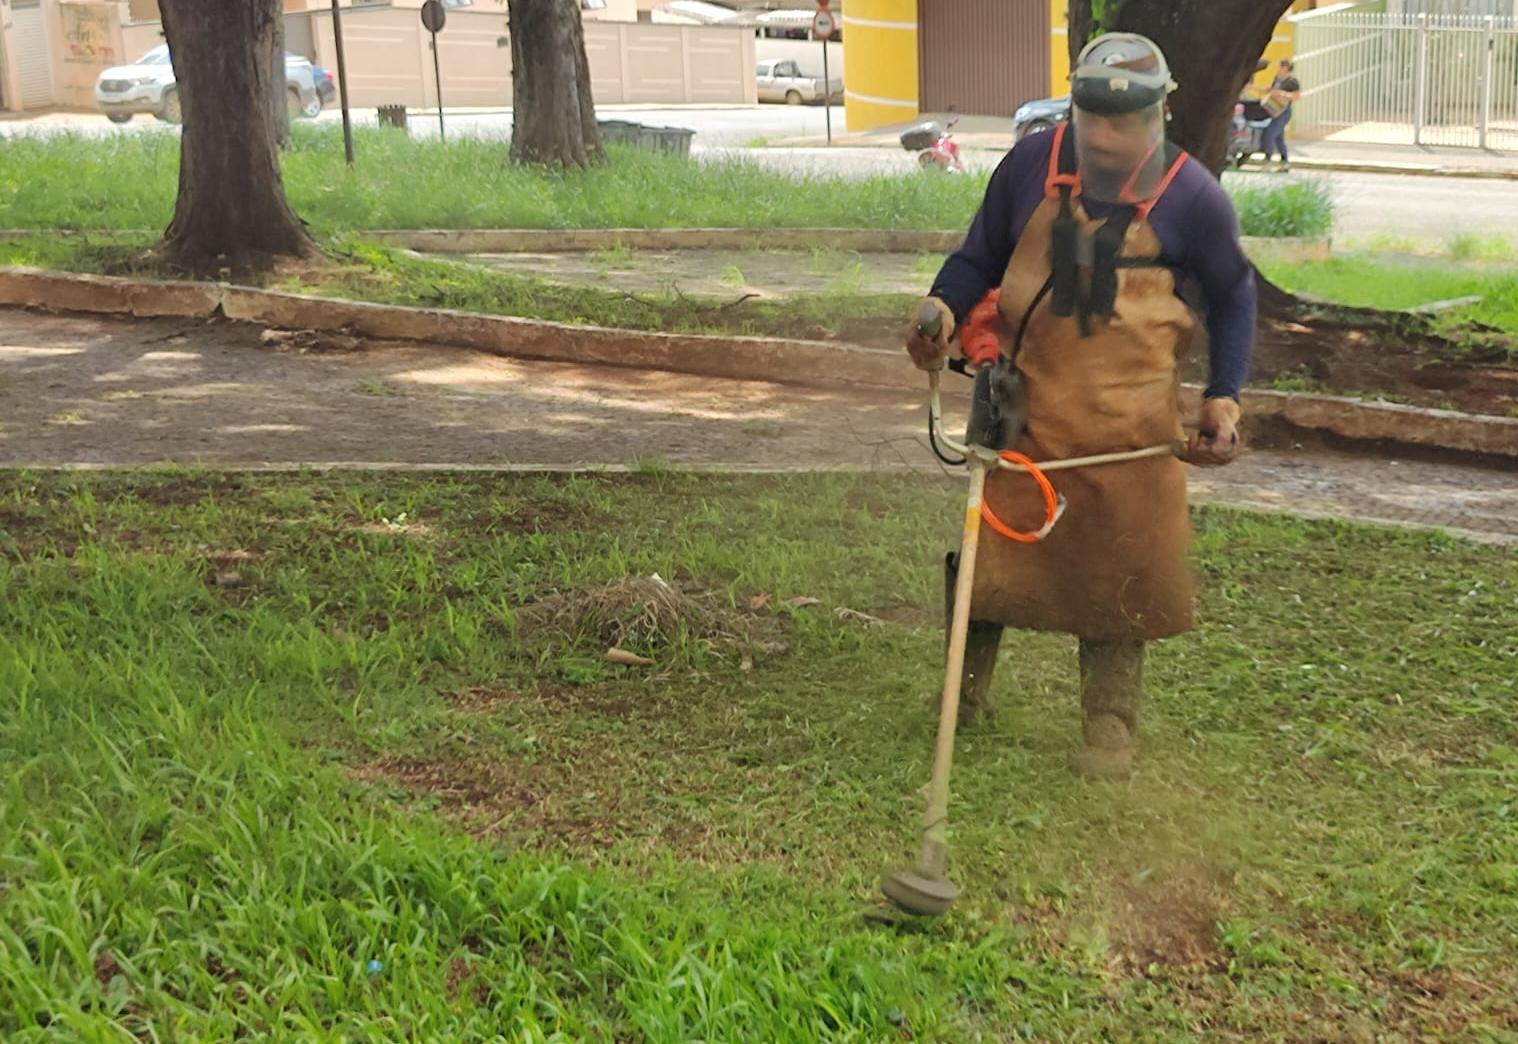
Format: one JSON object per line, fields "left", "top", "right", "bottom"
{"left": 915, "top": 300, "right": 945, "bottom": 342}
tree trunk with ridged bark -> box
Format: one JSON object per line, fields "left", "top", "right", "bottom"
{"left": 507, "top": 0, "right": 603, "bottom": 167}
{"left": 271, "top": 18, "right": 291, "bottom": 149}
{"left": 1069, "top": 0, "right": 1303, "bottom": 318}
{"left": 1068, "top": 0, "right": 1296, "bottom": 172}
{"left": 1068, "top": 3, "right": 1496, "bottom": 362}
{"left": 157, "top": 0, "right": 319, "bottom": 275}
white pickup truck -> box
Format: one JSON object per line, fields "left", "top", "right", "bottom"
{"left": 756, "top": 59, "right": 842, "bottom": 105}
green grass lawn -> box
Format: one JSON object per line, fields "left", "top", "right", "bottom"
{"left": 0, "top": 234, "right": 913, "bottom": 343}
{"left": 0, "top": 130, "right": 987, "bottom": 235}
{"left": 0, "top": 127, "right": 1332, "bottom": 238}
{"left": 1257, "top": 254, "right": 1518, "bottom": 336}
{"left": 3, "top": 469, "right": 1516, "bottom": 1041}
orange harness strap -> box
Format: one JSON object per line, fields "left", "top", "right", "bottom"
{"left": 1136, "top": 149, "right": 1189, "bottom": 222}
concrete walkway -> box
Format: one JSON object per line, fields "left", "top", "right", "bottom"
{"left": 2, "top": 309, "right": 1513, "bottom": 545}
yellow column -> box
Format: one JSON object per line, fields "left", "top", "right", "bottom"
{"left": 842, "top": 0, "right": 920, "bottom": 132}
{"left": 1050, "top": 0, "right": 1069, "bottom": 98}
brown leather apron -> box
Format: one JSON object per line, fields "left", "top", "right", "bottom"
{"left": 967, "top": 125, "right": 1197, "bottom": 642}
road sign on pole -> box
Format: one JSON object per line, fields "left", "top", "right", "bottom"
{"left": 420, "top": 0, "right": 447, "bottom": 140}
{"left": 330, "top": 0, "right": 355, "bottom": 166}
{"left": 814, "top": 7, "right": 835, "bottom": 144}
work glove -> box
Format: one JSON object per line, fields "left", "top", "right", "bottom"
{"left": 904, "top": 296, "right": 954, "bottom": 372}
{"left": 1185, "top": 397, "right": 1242, "bottom": 467}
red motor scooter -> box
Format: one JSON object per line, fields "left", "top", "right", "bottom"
{"left": 899, "top": 113, "right": 967, "bottom": 174}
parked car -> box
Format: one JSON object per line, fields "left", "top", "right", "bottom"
{"left": 95, "top": 44, "right": 324, "bottom": 125}
{"left": 313, "top": 65, "right": 337, "bottom": 107}
{"left": 756, "top": 59, "right": 842, "bottom": 105}
{"left": 1012, "top": 93, "right": 1070, "bottom": 141}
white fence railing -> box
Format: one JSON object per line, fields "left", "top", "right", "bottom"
{"left": 1293, "top": 11, "right": 1518, "bottom": 149}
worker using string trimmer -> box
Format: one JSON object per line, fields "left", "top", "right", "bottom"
{"left": 906, "top": 33, "right": 1257, "bottom": 780}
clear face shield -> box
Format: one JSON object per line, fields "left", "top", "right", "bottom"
{"left": 1070, "top": 101, "right": 1168, "bottom": 206}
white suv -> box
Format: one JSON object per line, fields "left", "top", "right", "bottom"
{"left": 95, "top": 44, "right": 323, "bottom": 125}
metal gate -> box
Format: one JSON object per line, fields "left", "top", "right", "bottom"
{"left": 918, "top": 0, "right": 1048, "bottom": 116}
{"left": 1293, "top": 9, "right": 1518, "bottom": 149}
{"left": 13, "top": 1, "right": 57, "bottom": 109}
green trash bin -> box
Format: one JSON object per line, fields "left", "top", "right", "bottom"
{"left": 377, "top": 104, "right": 408, "bottom": 132}
{"left": 637, "top": 125, "right": 695, "bottom": 157}
{"left": 597, "top": 119, "right": 641, "bottom": 146}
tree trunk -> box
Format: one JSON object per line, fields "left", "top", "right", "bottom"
{"left": 507, "top": 0, "right": 603, "bottom": 167}
{"left": 271, "top": 18, "right": 291, "bottom": 149}
{"left": 158, "top": 0, "right": 318, "bottom": 274}
{"left": 1068, "top": 0, "right": 1296, "bottom": 171}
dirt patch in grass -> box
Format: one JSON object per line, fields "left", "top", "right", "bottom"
{"left": 0, "top": 506, "right": 35, "bottom": 561}
{"left": 448, "top": 683, "right": 665, "bottom": 723}
{"left": 93, "top": 951, "right": 122, "bottom": 989}
{"left": 1231, "top": 312, "right": 1518, "bottom": 416}
{"left": 445, "top": 956, "right": 488, "bottom": 1006}
{"left": 349, "top": 749, "right": 712, "bottom": 852}
{"left": 1107, "top": 863, "right": 1230, "bottom": 975}
{"left": 345, "top": 516, "right": 438, "bottom": 539}
{"left": 125, "top": 474, "right": 249, "bottom": 509}
{"left": 487, "top": 504, "right": 608, "bottom": 536}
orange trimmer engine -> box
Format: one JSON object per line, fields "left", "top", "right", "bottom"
{"left": 959, "top": 289, "right": 1003, "bottom": 370}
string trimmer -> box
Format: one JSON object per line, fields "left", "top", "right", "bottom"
{"left": 879, "top": 301, "right": 1182, "bottom": 918}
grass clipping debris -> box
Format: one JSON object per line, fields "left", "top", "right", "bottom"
{"left": 519, "top": 575, "right": 772, "bottom": 665}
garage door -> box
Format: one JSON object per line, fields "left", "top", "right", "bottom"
{"left": 918, "top": 0, "right": 1048, "bottom": 117}
{"left": 13, "top": 2, "right": 56, "bottom": 109}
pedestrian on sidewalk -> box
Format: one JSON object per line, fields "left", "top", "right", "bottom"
{"left": 1261, "top": 59, "right": 1302, "bottom": 172}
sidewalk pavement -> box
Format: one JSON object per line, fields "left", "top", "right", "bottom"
{"left": 776, "top": 114, "right": 1518, "bottom": 179}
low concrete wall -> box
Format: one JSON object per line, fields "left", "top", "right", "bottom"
{"left": 2, "top": 264, "right": 1514, "bottom": 460}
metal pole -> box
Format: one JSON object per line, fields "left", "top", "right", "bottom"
{"left": 1414, "top": 13, "right": 1429, "bottom": 146}
{"left": 431, "top": 30, "right": 445, "bottom": 141}
{"left": 1481, "top": 14, "right": 1495, "bottom": 149}
{"left": 822, "top": 36, "right": 832, "bottom": 144}
{"left": 331, "top": 0, "right": 354, "bottom": 166}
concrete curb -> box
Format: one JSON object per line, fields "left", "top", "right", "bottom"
{"left": 216, "top": 282, "right": 916, "bottom": 388}
{"left": 1, "top": 265, "right": 1513, "bottom": 460}
{"left": 1284, "top": 160, "right": 1518, "bottom": 181}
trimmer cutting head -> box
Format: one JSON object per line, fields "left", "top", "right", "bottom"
{"left": 880, "top": 868, "right": 960, "bottom": 917}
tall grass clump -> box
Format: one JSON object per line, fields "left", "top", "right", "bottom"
{"left": 0, "top": 126, "right": 989, "bottom": 233}
{"left": 1225, "top": 176, "right": 1335, "bottom": 238}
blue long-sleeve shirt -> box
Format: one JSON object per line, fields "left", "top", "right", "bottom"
{"left": 930, "top": 131, "right": 1256, "bottom": 402}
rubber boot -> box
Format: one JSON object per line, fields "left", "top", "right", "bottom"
{"left": 943, "top": 552, "right": 1003, "bottom": 726}
{"left": 1070, "top": 638, "right": 1145, "bottom": 780}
